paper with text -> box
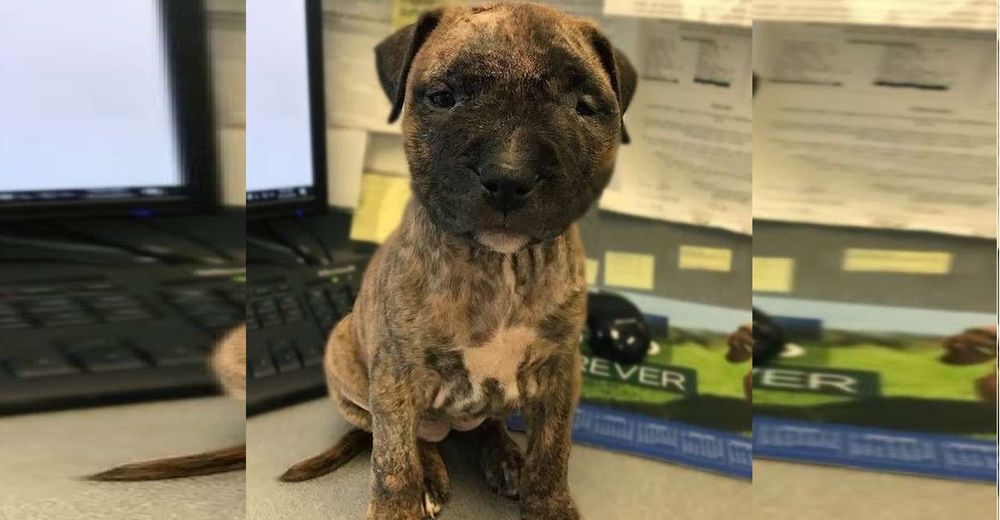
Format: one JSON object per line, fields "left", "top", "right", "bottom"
{"left": 753, "top": 0, "right": 996, "bottom": 31}
{"left": 753, "top": 23, "right": 997, "bottom": 238}
{"left": 601, "top": 21, "right": 752, "bottom": 234}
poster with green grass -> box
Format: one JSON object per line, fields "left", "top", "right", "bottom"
{"left": 514, "top": 321, "right": 754, "bottom": 479}
{"left": 753, "top": 322, "right": 996, "bottom": 481}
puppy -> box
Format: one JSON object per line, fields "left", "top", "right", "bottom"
{"left": 87, "top": 325, "right": 246, "bottom": 481}
{"left": 282, "top": 4, "right": 635, "bottom": 519}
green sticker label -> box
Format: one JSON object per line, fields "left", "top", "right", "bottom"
{"left": 581, "top": 356, "right": 698, "bottom": 396}
{"left": 752, "top": 365, "right": 881, "bottom": 398}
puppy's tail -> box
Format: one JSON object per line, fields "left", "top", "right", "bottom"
{"left": 279, "top": 428, "right": 371, "bottom": 482}
{"left": 86, "top": 444, "right": 246, "bottom": 481}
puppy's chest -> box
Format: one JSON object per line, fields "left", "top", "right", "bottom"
{"left": 417, "top": 245, "right": 579, "bottom": 419}
{"left": 425, "top": 322, "right": 555, "bottom": 423}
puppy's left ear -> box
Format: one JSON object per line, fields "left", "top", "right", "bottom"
{"left": 375, "top": 10, "right": 443, "bottom": 123}
{"left": 584, "top": 27, "right": 637, "bottom": 143}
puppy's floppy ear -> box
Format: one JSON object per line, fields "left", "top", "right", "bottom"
{"left": 584, "top": 27, "right": 637, "bottom": 143}
{"left": 375, "top": 10, "right": 443, "bottom": 123}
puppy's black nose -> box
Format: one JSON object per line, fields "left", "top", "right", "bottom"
{"left": 478, "top": 166, "right": 537, "bottom": 213}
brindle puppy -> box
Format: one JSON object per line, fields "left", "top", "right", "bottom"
{"left": 282, "top": 4, "right": 635, "bottom": 519}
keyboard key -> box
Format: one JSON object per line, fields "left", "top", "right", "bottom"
{"left": 71, "top": 346, "right": 148, "bottom": 372}
{"left": 298, "top": 342, "right": 324, "bottom": 366}
{"left": 249, "top": 350, "right": 276, "bottom": 378}
{"left": 147, "top": 344, "right": 207, "bottom": 367}
{"left": 43, "top": 316, "right": 96, "bottom": 327}
{"left": 270, "top": 340, "right": 301, "bottom": 372}
{"left": 76, "top": 282, "right": 116, "bottom": 292}
{"left": 86, "top": 295, "right": 140, "bottom": 308}
{"left": 259, "top": 312, "right": 282, "bottom": 327}
{"left": 0, "top": 316, "right": 31, "bottom": 329}
{"left": 328, "top": 289, "right": 353, "bottom": 314}
{"left": 197, "top": 313, "right": 241, "bottom": 328}
{"left": 17, "top": 286, "right": 58, "bottom": 296}
{"left": 101, "top": 309, "right": 154, "bottom": 322}
{"left": 283, "top": 308, "right": 305, "bottom": 323}
{"left": 8, "top": 352, "right": 79, "bottom": 377}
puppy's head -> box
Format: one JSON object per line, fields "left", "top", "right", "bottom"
{"left": 376, "top": 3, "right": 637, "bottom": 253}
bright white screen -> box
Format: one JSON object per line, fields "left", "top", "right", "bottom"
{"left": 246, "top": 0, "right": 314, "bottom": 194}
{"left": 0, "top": 0, "right": 181, "bottom": 192}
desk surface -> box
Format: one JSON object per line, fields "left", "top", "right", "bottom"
{"left": 248, "top": 399, "right": 994, "bottom": 520}
{"left": 754, "top": 458, "right": 995, "bottom": 520}
{"left": 247, "top": 398, "right": 750, "bottom": 520}
{"left": 0, "top": 397, "right": 245, "bottom": 520}
{"left": 0, "top": 395, "right": 990, "bottom": 520}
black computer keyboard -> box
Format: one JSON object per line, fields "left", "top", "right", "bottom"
{"left": 246, "top": 261, "right": 364, "bottom": 415}
{"left": 0, "top": 266, "right": 246, "bottom": 415}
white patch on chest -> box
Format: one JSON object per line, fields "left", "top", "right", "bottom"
{"left": 430, "top": 326, "right": 536, "bottom": 414}
{"left": 463, "top": 325, "right": 535, "bottom": 397}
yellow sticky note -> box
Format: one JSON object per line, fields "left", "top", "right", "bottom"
{"left": 753, "top": 257, "right": 795, "bottom": 293}
{"left": 603, "top": 251, "right": 655, "bottom": 290}
{"left": 678, "top": 245, "right": 732, "bottom": 272}
{"left": 842, "top": 249, "right": 952, "bottom": 275}
{"left": 392, "top": 0, "right": 463, "bottom": 29}
{"left": 350, "top": 173, "right": 411, "bottom": 244}
{"left": 585, "top": 258, "right": 599, "bottom": 286}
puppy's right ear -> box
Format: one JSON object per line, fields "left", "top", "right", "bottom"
{"left": 375, "top": 10, "right": 443, "bottom": 123}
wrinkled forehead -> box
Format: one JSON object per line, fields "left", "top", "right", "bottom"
{"left": 410, "top": 5, "right": 606, "bottom": 90}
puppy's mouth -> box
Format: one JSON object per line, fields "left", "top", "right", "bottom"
{"left": 474, "top": 231, "right": 529, "bottom": 254}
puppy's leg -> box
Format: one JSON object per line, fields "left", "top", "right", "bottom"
{"left": 212, "top": 324, "right": 247, "bottom": 400}
{"left": 418, "top": 440, "right": 450, "bottom": 518}
{"left": 367, "top": 368, "right": 426, "bottom": 520}
{"left": 520, "top": 356, "right": 583, "bottom": 520}
{"left": 475, "top": 418, "right": 523, "bottom": 499}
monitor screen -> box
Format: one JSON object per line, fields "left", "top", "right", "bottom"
{"left": 245, "top": 0, "right": 317, "bottom": 206}
{"left": 0, "top": 0, "right": 186, "bottom": 206}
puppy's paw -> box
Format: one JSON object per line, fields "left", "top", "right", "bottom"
{"left": 419, "top": 441, "right": 451, "bottom": 518}
{"left": 480, "top": 441, "right": 523, "bottom": 499}
{"left": 366, "top": 502, "right": 425, "bottom": 520}
{"left": 422, "top": 469, "right": 450, "bottom": 519}
{"left": 521, "top": 494, "right": 582, "bottom": 520}
{"left": 422, "top": 491, "right": 443, "bottom": 519}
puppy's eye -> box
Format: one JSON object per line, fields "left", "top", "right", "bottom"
{"left": 575, "top": 98, "right": 598, "bottom": 116}
{"left": 427, "top": 90, "right": 456, "bottom": 109}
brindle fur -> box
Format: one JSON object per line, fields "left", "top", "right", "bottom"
{"left": 286, "top": 4, "right": 636, "bottom": 519}
{"left": 213, "top": 324, "right": 248, "bottom": 400}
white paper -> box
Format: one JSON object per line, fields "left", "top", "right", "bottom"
{"left": 219, "top": 127, "right": 246, "bottom": 207}
{"left": 327, "top": 128, "right": 369, "bottom": 209}
{"left": 604, "top": 0, "right": 751, "bottom": 27}
{"left": 753, "top": 23, "right": 997, "bottom": 238}
{"left": 208, "top": 8, "right": 245, "bottom": 129}
{"left": 364, "top": 132, "right": 410, "bottom": 176}
{"left": 753, "top": 0, "right": 997, "bottom": 32}
{"left": 322, "top": 0, "right": 402, "bottom": 134}
{"left": 600, "top": 21, "right": 753, "bottom": 234}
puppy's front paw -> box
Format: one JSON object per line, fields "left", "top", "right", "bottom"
{"left": 366, "top": 501, "right": 425, "bottom": 520}
{"left": 422, "top": 471, "right": 450, "bottom": 519}
{"left": 521, "top": 493, "right": 582, "bottom": 520}
{"left": 481, "top": 441, "right": 523, "bottom": 499}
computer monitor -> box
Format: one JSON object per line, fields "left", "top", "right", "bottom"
{"left": 246, "top": 0, "right": 326, "bottom": 216}
{"left": 0, "top": 0, "right": 218, "bottom": 218}
{"left": 245, "top": 0, "right": 327, "bottom": 216}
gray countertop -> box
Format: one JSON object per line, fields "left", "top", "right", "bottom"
{"left": 247, "top": 398, "right": 750, "bottom": 520}
{"left": 754, "top": 458, "right": 995, "bottom": 520}
{"left": 0, "top": 397, "right": 245, "bottom": 520}
{"left": 0, "top": 395, "right": 990, "bottom": 519}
